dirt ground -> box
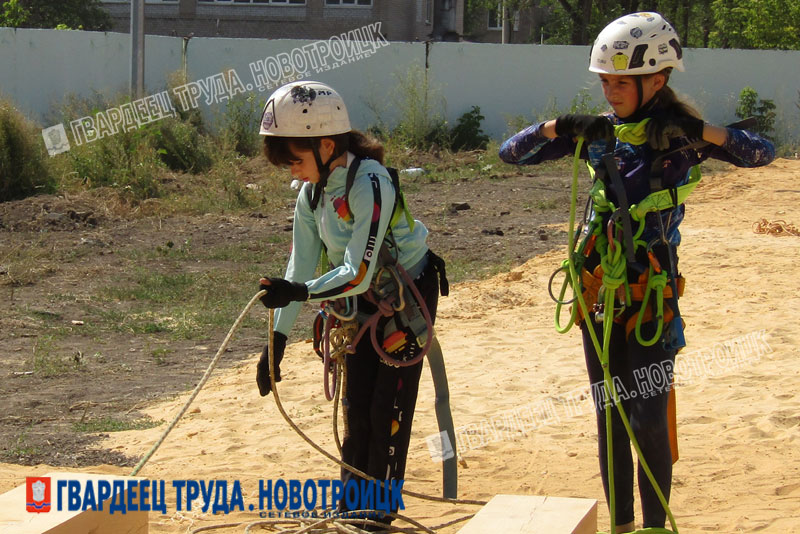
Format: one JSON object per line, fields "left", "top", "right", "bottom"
{"left": 0, "top": 161, "right": 575, "bottom": 469}
{"left": 4, "top": 157, "right": 800, "bottom": 533}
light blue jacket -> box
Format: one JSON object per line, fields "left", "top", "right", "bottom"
{"left": 274, "top": 153, "right": 429, "bottom": 336}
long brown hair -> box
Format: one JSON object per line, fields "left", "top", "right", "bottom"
{"left": 263, "top": 130, "right": 384, "bottom": 166}
{"left": 649, "top": 68, "right": 701, "bottom": 119}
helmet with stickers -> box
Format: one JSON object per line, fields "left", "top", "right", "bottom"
{"left": 589, "top": 12, "right": 684, "bottom": 75}
{"left": 259, "top": 81, "right": 351, "bottom": 137}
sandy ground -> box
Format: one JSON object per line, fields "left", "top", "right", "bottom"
{"left": 3, "top": 159, "right": 799, "bottom": 533}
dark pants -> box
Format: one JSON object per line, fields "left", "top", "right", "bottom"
{"left": 581, "top": 308, "right": 676, "bottom": 528}
{"left": 339, "top": 258, "right": 440, "bottom": 521}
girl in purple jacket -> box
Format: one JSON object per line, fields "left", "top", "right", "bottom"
{"left": 500, "top": 12, "right": 774, "bottom": 533}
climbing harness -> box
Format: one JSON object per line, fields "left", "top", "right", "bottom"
{"left": 549, "top": 120, "right": 694, "bottom": 534}
{"left": 348, "top": 259, "right": 434, "bottom": 368}
{"left": 313, "top": 251, "right": 459, "bottom": 499}
{"left": 551, "top": 120, "right": 692, "bottom": 350}
{"left": 309, "top": 155, "right": 436, "bottom": 375}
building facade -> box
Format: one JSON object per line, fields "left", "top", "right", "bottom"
{"left": 101, "top": 0, "right": 464, "bottom": 42}
{"left": 464, "top": 2, "right": 547, "bottom": 44}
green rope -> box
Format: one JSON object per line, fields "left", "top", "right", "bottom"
{"left": 562, "top": 134, "right": 679, "bottom": 534}
{"left": 635, "top": 264, "right": 668, "bottom": 346}
{"left": 554, "top": 260, "right": 579, "bottom": 334}
{"left": 614, "top": 119, "right": 650, "bottom": 145}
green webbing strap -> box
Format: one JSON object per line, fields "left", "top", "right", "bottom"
{"left": 630, "top": 166, "right": 701, "bottom": 220}
{"left": 345, "top": 159, "right": 415, "bottom": 233}
{"left": 388, "top": 187, "right": 416, "bottom": 232}
{"left": 564, "top": 137, "right": 679, "bottom": 534}
{"left": 426, "top": 336, "right": 458, "bottom": 499}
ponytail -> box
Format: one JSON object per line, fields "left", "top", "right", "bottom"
{"left": 651, "top": 69, "right": 701, "bottom": 119}
{"left": 330, "top": 130, "right": 385, "bottom": 164}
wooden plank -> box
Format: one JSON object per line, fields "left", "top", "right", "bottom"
{"left": 0, "top": 472, "right": 148, "bottom": 534}
{"left": 457, "top": 494, "right": 597, "bottom": 534}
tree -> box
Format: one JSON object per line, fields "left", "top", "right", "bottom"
{"left": 710, "top": 0, "right": 800, "bottom": 50}
{"left": 0, "top": 0, "right": 29, "bottom": 27}
{"left": 0, "top": 0, "right": 112, "bottom": 31}
{"left": 550, "top": 0, "right": 593, "bottom": 45}
{"left": 543, "top": 0, "right": 800, "bottom": 48}
{"left": 736, "top": 87, "right": 776, "bottom": 139}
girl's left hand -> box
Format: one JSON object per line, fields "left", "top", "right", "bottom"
{"left": 645, "top": 116, "right": 705, "bottom": 150}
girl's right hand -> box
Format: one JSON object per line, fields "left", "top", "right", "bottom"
{"left": 555, "top": 114, "right": 615, "bottom": 143}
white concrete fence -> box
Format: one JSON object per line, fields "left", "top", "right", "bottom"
{"left": 2, "top": 27, "right": 799, "bottom": 142}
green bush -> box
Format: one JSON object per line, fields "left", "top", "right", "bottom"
{"left": 368, "top": 69, "right": 492, "bottom": 152}
{"left": 151, "top": 118, "right": 214, "bottom": 173}
{"left": 736, "top": 86, "right": 776, "bottom": 140}
{"left": 67, "top": 127, "right": 163, "bottom": 202}
{"left": 367, "top": 63, "right": 450, "bottom": 151}
{"left": 0, "top": 98, "right": 56, "bottom": 202}
{"left": 450, "top": 106, "right": 490, "bottom": 151}
{"left": 59, "top": 85, "right": 218, "bottom": 200}
{"left": 219, "top": 94, "right": 262, "bottom": 158}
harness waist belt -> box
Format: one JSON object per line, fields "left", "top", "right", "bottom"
{"left": 581, "top": 266, "right": 685, "bottom": 301}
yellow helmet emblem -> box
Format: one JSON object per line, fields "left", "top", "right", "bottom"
{"left": 612, "top": 53, "right": 629, "bottom": 71}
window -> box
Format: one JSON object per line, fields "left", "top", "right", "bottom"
{"left": 487, "top": 4, "right": 519, "bottom": 31}
{"left": 325, "top": 0, "right": 372, "bottom": 6}
{"left": 103, "top": 1, "right": 178, "bottom": 3}
{"left": 199, "top": 0, "right": 305, "bottom": 4}
{"left": 487, "top": 5, "right": 502, "bottom": 30}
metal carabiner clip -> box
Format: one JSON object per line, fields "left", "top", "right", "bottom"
{"left": 606, "top": 208, "right": 625, "bottom": 255}
{"left": 374, "top": 266, "right": 405, "bottom": 312}
{"left": 646, "top": 239, "right": 664, "bottom": 274}
{"left": 325, "top": 295, "right": 358, "bottom": 322}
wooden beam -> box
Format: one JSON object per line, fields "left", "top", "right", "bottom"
{"left": 457, "top": 494, "right": 597, "bottom": 534}
{"left": 0, "top": 472, "right": 148, "bottom": 534}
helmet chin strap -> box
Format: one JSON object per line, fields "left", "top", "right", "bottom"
{"left": 635, "top": 76, "right": 644, "bottom": 114}
{"left": 309, "top": 139, "right": 347, "bottom": 211}
{"left": 620, "top": 76, "right": 658, "bottom": 123}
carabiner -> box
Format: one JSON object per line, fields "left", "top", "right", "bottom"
{"left": 325, "top": 296, "right": 358, "bottom": 322}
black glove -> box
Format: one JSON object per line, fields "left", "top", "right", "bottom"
{"left": 256, "top": 332, "right": 287, "bottom": 396}
{"left": 259, "top": 277, "right": 308, "bottom": 309}
{"left": 555, "top": 114, "right": 614, "bottom": 143}
{"left": 645, "top": 116, "right": 705, "bottom": 150}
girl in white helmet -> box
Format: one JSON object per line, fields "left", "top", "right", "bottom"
{"left": 256, "top": 81, "right": 447, "bottom": 529}
{"left": 500, "top": 12, "right": 774, "bottom": 533}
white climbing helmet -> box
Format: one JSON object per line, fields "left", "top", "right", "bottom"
{"left": 589, "top": 12, "right": 684, "bottom": 75}
{"left": 259, "top": 81, "right": 351, "bottom": 137}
